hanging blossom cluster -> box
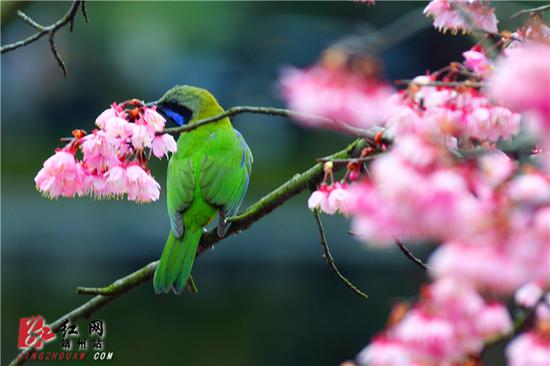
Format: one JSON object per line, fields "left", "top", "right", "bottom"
{"left": 285, "top": 2, "right": 550, "bottom": 364}
{"left": 423, "top": 0, "right": 498, "bottom": 34}
{"left": 358, "top": 278, "right": 513, "bottom": 365}
{"left": 35, "top": 100, "right": 177, "bottom": 203}
{"left": 384, "top": 74, "right": 521, "bottom": 145}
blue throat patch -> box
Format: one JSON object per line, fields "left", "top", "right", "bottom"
{"left": 163, "top": 108, "right": 186, "bottom": 126}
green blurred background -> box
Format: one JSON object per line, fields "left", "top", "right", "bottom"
{"left": 1, "top": 1, "right": 536, "bottom": 365}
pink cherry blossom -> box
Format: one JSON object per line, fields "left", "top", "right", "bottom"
{"left": 105, "top": 166, "right": 127, "bottom": 196}
{"left": 506, "top": 332, "right": 550, "bottom": 366}
{"left": 357, "top": 279, "right": 512, "bottom": 365}
{"left": 356, "top": 337, "right": 415, "bottom": 366}
{"left": 476, "top": 303, "right": 513, "bottom": 339}
{"left": 36, "top": 102, "right": 176, "bottom": 203}
{"left": 507, "top": 173, "right": 550, "bottom": 204}
{"left": 280, "top": 65, "right": 394, "bottom": 129}
{"left": 152, "top": 134, "right": 178, "bottom": 158}
{"left": 535, "top": 206, "right": 550, "bottom": 239}
{"left": 125, "top": 165, "right": 161, "bottom": 203}
{"left": 141, "top": 108, "right": 166, "bottom": 132}
{"left": 463, "top": 46, "right": 493, "bottom": 76}
{"left": 95, "top": 104, "right": 123, "bottom": 129}
{"left": 384, "top": 79, "right": 521, "bottom": 143}
{"left": 81, "top": 171, "right": 109, "bottom": 198}
{"left": 308, "top": 182, "right": 351, "bottom": 215}
{"left": 424, "top": 0, "right": 498, "bottom": 34}
{"left": 348, "top": 135, "right": 486, "bottom": 245}
{"left": 488, "top": 43, "right": 550, "bottom": 133}
{"left": 103, "top": 116, "right": 133, "bottom": 139}
{"left": 515, "top": 282, "right": 543, "bottom": 308}
{"left": 130, "top": 124, "right": 153, "bottom": 150}
{"left": 80, "top": 130, "right": 118, "bottom": 170}
{"left": 35, "top": 150, "right": 84, "bottom": 198}
{"left": 429, "top": 234, "right": 550, "bottom": 295}
{"left": 478, "top": 150, "right": 515, "bottom": 187}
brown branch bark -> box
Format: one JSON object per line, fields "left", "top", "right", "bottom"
{"left": 1, "top": 1, "right": 87, "bottom": 76}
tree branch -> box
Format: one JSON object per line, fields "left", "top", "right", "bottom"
{"left": 394, "top": 240, "right": 429, "bottom": 271}
{"left": 1, "top": 1, "right": 86, "bottom": 76}
{"left": 312, "top": 210, "right": 369, "bottom": 300}
{"left": 395, "top": 79, "right": 485, "bottom": 88}
{"left": 161, "top": 106, "right": 384, "bottom": 141}
{"left": 511, "top": 4, "right": 550, "bottom": 19}
{"left": 10, "top": 136, "right": 371, "bottom": 366}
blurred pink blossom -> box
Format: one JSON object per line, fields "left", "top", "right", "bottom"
{"left": 424, "top": 0, "right": 498, "bottom": 34}
{"left": 488, "top": 43, "right": 550, "bottom": 132}
{"left": 515, "top": 282, "right": 543, "bottom": 308}
{"left": 507, "top": 173, "right": 550, "bottom": 204}
{"left": 280, "top": 65, "right": 394, "bottom": 129}
{"left": 358, "top": 279, "right": 511, "bottom": 365}
{"left": 463, "top": 46, "right": 493, "bottom": 76}
{"left": 357, "top": 337, "right": 415, "bottom": 366}
{"left": 507, "top": 332, "right": 550, "bottom": 366}
{"left": 348, "top": 135, "right": 485, "bottom": 245}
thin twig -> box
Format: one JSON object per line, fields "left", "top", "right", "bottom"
{"left": 80, "top": 1, "right": 89, "bottom": 23}
{"left": 395, "top": 79, "right": 485, "bottom": 88}
{"left": 394, "top": 240, "right": 429, "bottom": 271}
{"left": 160, "top": 106, "right": 381, "bottom": 140}
{"left": 1, "top": 1, "right": 85, "bottom": 76}
{"left": 511, "top": 4, "right": 550, "bottom": 19}
{"left": 316, "top": 156, "right": 377, "bottom": 165}
{"left": 9, "top": 137, "right": 372, "bottom": 366}
{"left": 312, "top": 210, "right": 369, "bottom": 300}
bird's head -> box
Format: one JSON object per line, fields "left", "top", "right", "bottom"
{"left": 155, "top": 85, "right": 223, "bottom": 127}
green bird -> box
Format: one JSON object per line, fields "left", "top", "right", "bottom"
{"left": 153, "top": 85, "right": 253, "bottom": 294}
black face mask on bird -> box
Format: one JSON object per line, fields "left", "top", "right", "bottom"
{"left": 156, "top": 102, "right": 193, "bottom": 127}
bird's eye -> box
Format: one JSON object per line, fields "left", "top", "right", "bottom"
{"left": 158, "top": 103, "right": 193, "bottom": 127}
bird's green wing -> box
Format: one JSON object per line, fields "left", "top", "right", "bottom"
{"left": 200, "top": 129, "right": 252, "bottom": 237}
{"left": 167, "top": 157, "right": 195, "bottom": 238}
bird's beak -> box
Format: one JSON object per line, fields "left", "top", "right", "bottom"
{"left": 145, "top": 100, "right": 159, "bottom": 107}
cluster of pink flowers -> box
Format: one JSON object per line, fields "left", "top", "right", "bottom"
{"left": 487, "top": 41, "right": 550, "bottom": 172}
{"left": 346, "top": 135, "right": 486, "bottom": 244}
{"left": 462, "top": 45, "right": 493, "bottom": 76}
{"left": 358, "top": 279, "right": 512, "bottom": 365}
{"left": 35, "top": 100, "right": 177, "bottom": 203}
{"left": 424, "top": 0, "right": 498, "bottom": 34}
{"left": 384, "top": 75, "right": 522, "bottom": 144}
{"left": 291, "top": 2, "right": 550, "bottom": 365}
{"left": 305, "top": 104, "right": 548, "bottom": 365}
{"left": 280, "top": 53, "right": 394, "bottom": 130}
{"left": 308, "top": 181, "right": 351, "bottom": 215}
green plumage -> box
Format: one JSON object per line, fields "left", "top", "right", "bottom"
{"left": 153, "top": 86, "right": 252, "bottom": 294}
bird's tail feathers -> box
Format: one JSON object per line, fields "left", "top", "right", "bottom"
{"left": 153, "top": 228, "right": 202, "bottom": 294}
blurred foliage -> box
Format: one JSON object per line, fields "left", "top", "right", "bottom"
{"left": 1, "top": 1, "right": 535, "bottom": 365}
